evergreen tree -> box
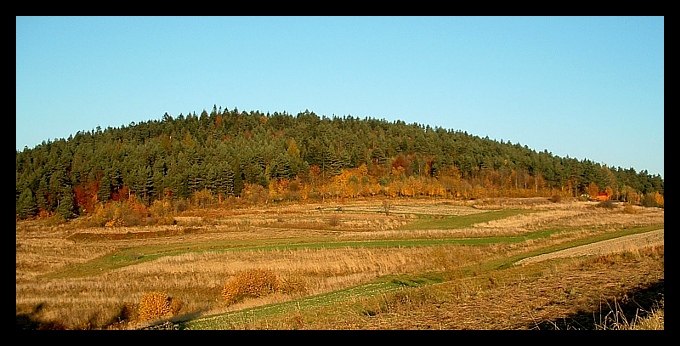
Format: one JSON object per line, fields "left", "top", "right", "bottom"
{"left": 98, "top": 173, "right": 112, "bottom": 202}
{"left": 17, "top": 188, "right": 37, "bottom": 219}
{"left": 57, "top": 188, "right": 76, "bottom": 219}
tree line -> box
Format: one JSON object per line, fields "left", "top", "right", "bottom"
{"left": 15, "top": 105, "right": 664, "bottom": 220}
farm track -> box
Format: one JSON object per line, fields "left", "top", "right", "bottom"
{"left": 515, "top": 228, "right": 664, "bottom": 266}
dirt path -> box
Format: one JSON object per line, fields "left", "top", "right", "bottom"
{"left": 515, "top": 229, "right": 664, "bottom": 266}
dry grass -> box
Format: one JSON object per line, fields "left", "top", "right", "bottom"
{"left": 16, "top": 197, "right": 664, "bottom": 330}
{"left": 221, "top": 269, "right": 281, "bottom": 306}
{"left": 232, "top": 245, "right": 663, "bottom": 330}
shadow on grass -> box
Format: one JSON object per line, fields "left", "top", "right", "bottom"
{"left": 530, "top": 279, "right": 664, "bottom": 330}
{"left": 16, "top": 301, "right": 136, "bottom": 330}
{"left": 16, "top": 303, "right": 67, "bottom": 330}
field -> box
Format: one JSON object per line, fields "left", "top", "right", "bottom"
{"left": 15, "top": 197, "right": 664, "bottom": 330}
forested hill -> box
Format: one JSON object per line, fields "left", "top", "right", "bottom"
{"left": 15, "top": 106, "right": 664, "bottom": 220}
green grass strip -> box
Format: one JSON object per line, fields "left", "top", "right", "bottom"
{"left": 398, "top": 209, "right": 535, "bottom": 230}
{"left": 44, "top": 228, "right": 561, "bottom": 279}
{"left": 46, "top": 208, "right": 533, "bottom": 279}
{"left": 180, "top": 272, "right": 447, "bottom": 330}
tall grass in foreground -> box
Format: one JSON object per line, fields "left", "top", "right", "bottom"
{"left": 593, "top": 297, "right": 664, "bottom": 330}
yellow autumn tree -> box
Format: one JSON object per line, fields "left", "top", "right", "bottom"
{"left": 588, "top": 182, "right": 599, "bottom": 199}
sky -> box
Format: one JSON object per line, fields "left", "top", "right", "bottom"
{"left": 16, "top": 16, "right": 664, "bottom": 179}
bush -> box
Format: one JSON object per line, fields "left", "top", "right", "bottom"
{"left": 89, "top": 199, "right": 148, "bottom": 227}
{"left": 327, "top": 214, "right": 341, "bottom": 227}
{"left": 622, "top": 204, "right": 638, "bottom": 214}
{"left": 641, "top": 193, "right": 662, "bottom": 208}
{"left": 149, "top": 199, "right": 173, "bottom": 218}
{"left": 137, "top": 291, "right": 182, "bottom": 322}
{"left": 597, "top": 200, "right": 616, "bottom": 209}
{"left": 173, "top": 198, "right": 190, "bottom": 213}
{"left": 221, "top": 269, "right": 281, "bottom": 306}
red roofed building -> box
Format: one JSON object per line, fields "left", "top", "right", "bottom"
{"left": 595, "top": 191, "right": 610, "bottom": 201}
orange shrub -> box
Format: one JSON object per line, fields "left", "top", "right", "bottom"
{"left": 221, "top": 269, "right": 281, "bottom": 306}
{"left": 137, "top": 291, "right": 182, "bottom": 322}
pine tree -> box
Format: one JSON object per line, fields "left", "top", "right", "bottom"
{"left": 57, "top": 188, "right": 76, "bottom": 219}
{"left": 17, "top": 188, "right": 37, "bottom": 219}
{"left": 98, "top": 174, "right": 112, "bottom": 203}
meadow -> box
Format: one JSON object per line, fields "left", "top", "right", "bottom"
{"left": 15, "top": 197, "right": 664, "bottom": 330}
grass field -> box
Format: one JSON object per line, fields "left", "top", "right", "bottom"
{"left": 15, "top": 197, "right": 664, "bottom": 330}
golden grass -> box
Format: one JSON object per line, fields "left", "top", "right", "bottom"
{"left": 225, "top": 245, "right": 663, "bottom": 330}
{"left": 16, "top": 197, "right": 664, "bottom": 330}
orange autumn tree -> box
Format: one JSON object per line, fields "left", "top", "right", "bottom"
{"left": 73, "top": 179, "right": 101, "bottom": 214}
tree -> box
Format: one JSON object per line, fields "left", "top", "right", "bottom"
{"left": 587, "top": 182, "right": 599, "bottom": 199}
{"left": 57, "top": 187, "right": 76, "bottom": 219}
{"left": 98, "top": 173, "right": 112, "bottom": 203}
{"left": 17, "top": 188, "right": 37, "bottom": 219}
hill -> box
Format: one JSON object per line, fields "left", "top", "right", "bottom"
{"left": 15, "top": 106, "right": 664, "bottom": 221}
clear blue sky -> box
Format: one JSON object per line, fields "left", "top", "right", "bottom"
{"left": 16, "top": 16, "right": 664, "bottom": 179}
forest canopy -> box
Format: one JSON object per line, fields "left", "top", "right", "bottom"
{"left": 16, "top": 105, "right": 664, "bottom": 221}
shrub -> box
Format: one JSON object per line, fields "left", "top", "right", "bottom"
{"left": 640, "top": 193, "right": 662, "bottom": 208}
{"left": 89, "top": 199, "right": 148, "bottom": 227}
{"left": 549, "top": 195, "right": 561, "bottom": 203}
{"left": 137, "top": 291, "right": 182, "bottom": 322}
{"left": 191, "top": 189, "right": 215, "bottom": 208}
{"left": 173, "top": 198, "right": 190, "bottom": 213}
{"left": 149, "top": 199, "right": 173, "bottom": 218}
{"left": 221, "top": 269, "right": 281, "bottom": 306}
{"left": 623, "top": 204, "right": 638, "bottom": 214}
{"left": 146, "top": 199, "right": 176, "bottom": 225}
{"left": 43, "top": 213, "right": 66, "bottom": 226}
{"left": 597, "top": 200, "right": 615, "bottom": 209}
{"left": 382, "top": 199, "right": 392, "bottom": 215}
{"left": 327, "top": 214, "right": 341, "bottom": 227}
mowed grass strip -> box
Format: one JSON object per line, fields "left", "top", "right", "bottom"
{"left": 180, "top": 272, "right": 447, "bottom": 330}
{"left": 44, "top": 210, "right": 534, "bottom": 279}
{"left": 42, "top": 237, "right": 332, "bottom": 279}
{"left": 47, "top": 222, "right": 661, "bottom": 279}
{"left": 44, "top": 228, "right": 563, "bottom": 280}
{"left": 398, "top": 209, "right": 534, "bottom": 230}
{"left": 44, "top": 223, "right": 661, "bottom": 280}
